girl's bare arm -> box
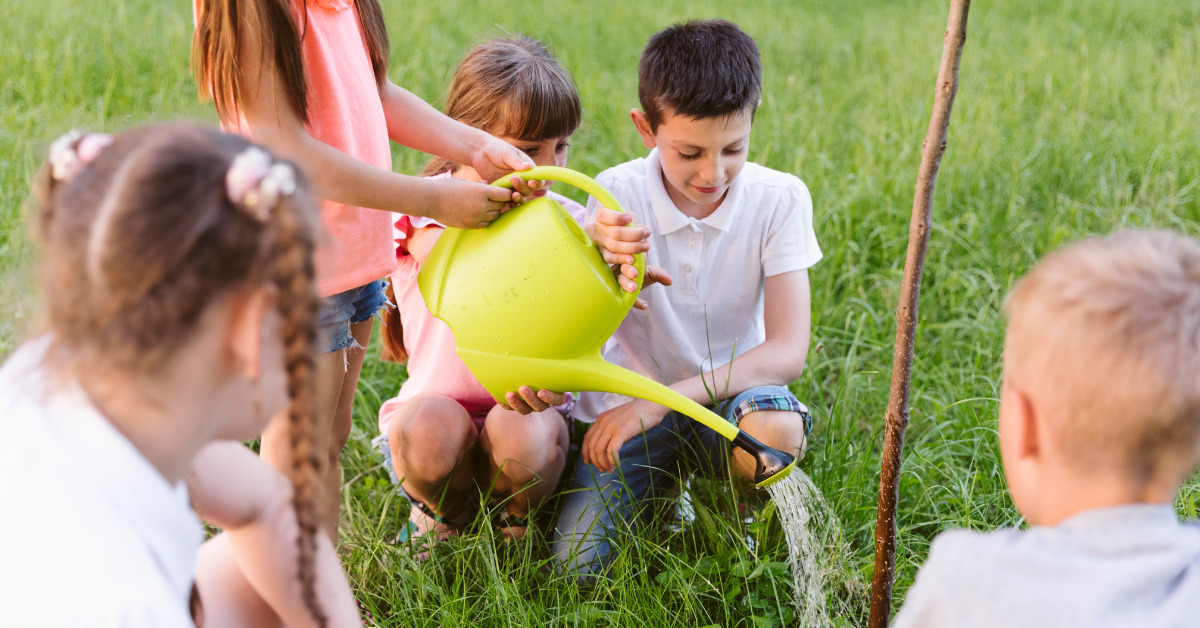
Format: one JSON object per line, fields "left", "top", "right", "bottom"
{"left": 187, "top": 441, "right": 362, "bottom": 628}
{"left": 230, "top": 30, "right": 514, "bottom": 227}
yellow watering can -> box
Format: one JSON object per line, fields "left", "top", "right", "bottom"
{"left": 417, "top": 166, "right": 797, "bottom": 488}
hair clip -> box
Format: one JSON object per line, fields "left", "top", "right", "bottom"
{"left": 225, "top": 147, "right": 297, "bottom": 221}
{"left": 49, "top": 130, "right": 113, "bottom": 181}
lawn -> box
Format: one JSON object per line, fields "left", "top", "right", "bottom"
{"left": 2, "top": 0, "right": 1199, "bottom": 625}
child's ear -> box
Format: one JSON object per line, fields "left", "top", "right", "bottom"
{"left": 225, "top": 285, "right": 277, "bottom": 381}
{"left": 1005, "top": 383, "right": 1040, "bottom": 460}
{"left": 630, "top": 109, "right": 656, "bottom": 150}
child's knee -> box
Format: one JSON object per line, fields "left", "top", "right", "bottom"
{"left": 740, "top": 409, "right": 808, "bottom": 455}
{"left": 391, "top": 395, "right": 476, "bottom": 467}
{"left": 484, "top": 407, "right": 565, "bottom": 462}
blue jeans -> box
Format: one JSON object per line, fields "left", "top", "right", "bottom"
{"left": 315, "top": 279, "right": 390, "bottom": 353}
{"left": 551, "top": 385, "right": 809, "bottom": 581}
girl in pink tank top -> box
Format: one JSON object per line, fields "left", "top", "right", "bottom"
{"left": 192, "top": 0, "right": 550, "bottom": 541}
{"left": 374, "top": 37, "right": 664, "bottom": 550}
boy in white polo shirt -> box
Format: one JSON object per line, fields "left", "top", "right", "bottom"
{"left": 552, "top": 19, "right": 822, "bottom": 580}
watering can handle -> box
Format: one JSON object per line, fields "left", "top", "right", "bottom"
{"left": 492, "top": 166, "right": 648, "bottom": 311}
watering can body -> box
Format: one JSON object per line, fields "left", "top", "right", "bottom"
{"left": 416, "top": 170, "right": 641, "bottom": 400}
{"left": 416, "top": 166, "right": 796, "bottom": 487}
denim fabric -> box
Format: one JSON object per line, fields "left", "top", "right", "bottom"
{"left": 315, "top": 278, "right": 389, "bottom": 353}
{"left": 551, "top": 385, "right": 808, "bottom": 581}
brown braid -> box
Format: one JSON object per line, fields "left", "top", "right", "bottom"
{"left": 31, "top": 122, "right": 327, "bottom": 626}
{"left": 263, "top": 182, "right": 326, "bottom": 628}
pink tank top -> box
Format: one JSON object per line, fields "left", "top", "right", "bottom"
{"left": 194, "top": 0, "right": 396, "bottom": 297}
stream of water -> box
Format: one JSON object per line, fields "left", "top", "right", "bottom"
{"left": 766, "top": 469, "right": 859, "bottom": 626}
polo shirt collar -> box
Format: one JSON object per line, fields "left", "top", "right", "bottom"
{"left": 644, "top": 148, "right": 741, "bottom": 234}
{"left": 53, "top": 382, "right": 202, "bottom": 600}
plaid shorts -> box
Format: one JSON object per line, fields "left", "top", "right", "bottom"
{"left": 728, "top": 390, "right": 812, "bottom": 436}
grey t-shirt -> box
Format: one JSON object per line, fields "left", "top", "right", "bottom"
{"left": 893, "top": 505, "right": 1200, "bottom": 628}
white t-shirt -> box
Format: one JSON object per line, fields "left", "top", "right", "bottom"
{"left": 894, "top": 505, "right": 1200, "bottom": 628}
{"left": 0, "top": 339, "right": 203, "bottom": 627}
{"left": 575, "top": 149, "right": 822, "bottom": 422}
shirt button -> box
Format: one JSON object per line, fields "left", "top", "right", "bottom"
{"left": 683, "top": 264, "right": 692, "bottom": 272}
{"left": 688, "top": 241, "right": 696, "bottom": 249}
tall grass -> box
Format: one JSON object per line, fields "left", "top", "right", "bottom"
{"left": 3, "top": 0, "right": 1199, "bottom": 625}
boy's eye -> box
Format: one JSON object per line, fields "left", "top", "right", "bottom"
{"left": 723, "top": 146, "right": 746, "bottom": 156}
{"left": 556, "top": 142, "right": 569, "bottom": 151}
{"left": 679, "top": 152, "right": 701, "bottom": 161}
{"left": 522, "top": 146, "right": 540, "bottom": 156}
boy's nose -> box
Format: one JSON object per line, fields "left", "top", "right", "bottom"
{"left": 700, "top": 158, "right": 724, "bottom": 185}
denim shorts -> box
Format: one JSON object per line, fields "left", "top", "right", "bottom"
{"left": 551, "top": 385, "right": 810, "bottom": 580}
{"left": 316, "top": 279, "right": 390, "bottom": 353}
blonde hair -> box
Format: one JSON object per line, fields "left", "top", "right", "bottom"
{"left": 1003, "top": 230, "right": 1200, "bottom": 484}
{"left": 31, "top": 123, "right": 328, "bottom": 627}
{"left": 422, "top": 35, "right": 582, "bottom": 177}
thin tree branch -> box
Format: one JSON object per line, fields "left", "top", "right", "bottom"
{"left": 868, "top": 1, "right": 971, "bottom": 626}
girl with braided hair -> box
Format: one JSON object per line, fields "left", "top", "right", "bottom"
{"left": 0, "top": 123, "right": 358, "bottom": 627}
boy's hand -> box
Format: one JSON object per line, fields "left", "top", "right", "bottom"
{"left": 582, "top": 399, "right": 669, "bottom": 472}
{"left": 592, "top": 207, "right": 663, "bottom": 299}
{"left": 630, "top": 265, "right": 673, "bottom": 310}
{"left": 501, "top": 386, "right": 567, "bottom": 415}
{"left": 470, "top": 136, "right": 535, "bottom": 186}
{"left": 592, "top": 207, "right": 650, "bottom": 267}
{"left": 429, "top": 177, "right": 519, "bottom": 229}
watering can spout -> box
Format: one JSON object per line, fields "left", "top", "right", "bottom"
{"left": 456, "top": 348, "right": 797, "bottom": 487}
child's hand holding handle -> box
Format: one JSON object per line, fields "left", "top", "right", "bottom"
{"left": 591, "top": 207, "right": 673, "bottom": 309}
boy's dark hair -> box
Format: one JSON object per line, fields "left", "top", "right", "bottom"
{"left": 638, "top": 19, "right": 761, "bottom": 132}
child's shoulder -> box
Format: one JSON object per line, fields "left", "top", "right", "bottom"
{"left": 737, "top": 161, "right": 811, "bottom": 202}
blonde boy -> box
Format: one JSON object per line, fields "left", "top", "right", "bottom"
{"left": 895, "top": 230, "right": 1200, "bottom": 627}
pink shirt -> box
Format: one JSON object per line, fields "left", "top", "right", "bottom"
{"left": 194, "top": 0, "right": 396, "bottom": 297}
{"left": 378, "top": 179, "right": 585, "bottom": 434}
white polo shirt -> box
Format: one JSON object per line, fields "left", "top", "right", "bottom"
{"left": 575, "top": 149, "right": 822, "bottom": 422}
{"left": 0, "top": 339, "right": 202, "bottom": 627}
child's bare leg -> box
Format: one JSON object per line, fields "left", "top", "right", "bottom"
{"left": 325, "top": 318, "right": 373, "bottom": 533}
{"left": 731, "top": 410, "right": 807, "bottom": 482}
{"left": 260, "top": 319, "right": 372, "bottom": 541}
{"left": 479, "top": 405, "right": 569, "bottom": 533}
{"left": 388, "top": 394, "right": 479, "bottom": 522}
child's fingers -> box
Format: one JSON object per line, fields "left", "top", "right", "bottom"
{"left": 633, "top": 297, "right": 649, "bottom": 310}
{"left": 600, "top": 249, "right": 636, "bottom": 266}
{"left": 517, "top": 386, "right": 550, "bottom": 412}
{"left": 537, "top": 389, "right": 567, "bottom": 406}
{"left": 596, "top": 228, "right": 651, "bottom": 253}
{"left": 644, "top": 265, "right": 674, "bottom": 288}
{"left": 484, "top": 183, "right": 515, "bottom": 202}
{"left": 504, "top": 391, "right": 535, "bottom": 415}
{"left": 606, "top": 440, "right": 622, "bottom": 470}
{"left": 509, "top": 176, "right": 538, "bottom": 199}
{"left": 584, "top": 426, "right": 614, "bottom": 472}
{"left": 611, "top": 265, "right": 639, "bottom": 293}
{"left": 595, "top": 207, "right": 634, "bottom": 226}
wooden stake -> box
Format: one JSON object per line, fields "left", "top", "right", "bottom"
{"left": 868, "top": 2, "right": 971, "bottom": 626}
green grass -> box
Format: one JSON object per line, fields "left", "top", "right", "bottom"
{"left": 4, "top": 0, "right": 1200, "bottom": 625}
